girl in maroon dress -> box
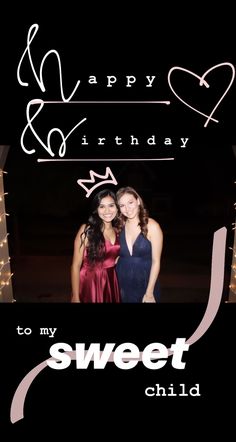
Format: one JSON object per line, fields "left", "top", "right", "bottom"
{"left": 71, "top": 189, "right": 121, "bottom": 303}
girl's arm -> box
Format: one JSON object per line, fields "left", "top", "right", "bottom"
{"left": 142, "top": 218, "right": 163, "bottom": 303}
{"left": 71, "top": 224, "right": 87, "bottom": 303}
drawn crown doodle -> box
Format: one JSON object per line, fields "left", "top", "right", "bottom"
{"left": 77, "top": 167, "right": 118, "bottom": 197}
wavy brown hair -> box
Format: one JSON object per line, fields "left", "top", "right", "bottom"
{"left": 116, "top": 186, "right": 149, "bottom": 237}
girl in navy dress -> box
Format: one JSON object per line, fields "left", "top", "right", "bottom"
{"left": 116, "top": 187, "right": 163, "bottom": 303}
{"left": 71, "top": 189, "right": 121, "bottom": 303}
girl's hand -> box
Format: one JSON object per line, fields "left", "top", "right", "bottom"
{"left": 142, "top": 294, "right": 156, "bottom": 303}
{"left": 71, "top": 295, "right": 80, "bottom": 303}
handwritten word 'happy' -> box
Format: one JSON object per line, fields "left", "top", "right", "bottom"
{"left": 17, "top": 24, "right": 235, "bottom": 158}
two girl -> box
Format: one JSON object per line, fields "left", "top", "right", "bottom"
{"left": 71, "top": 187, "right": 163, "bottom": 303}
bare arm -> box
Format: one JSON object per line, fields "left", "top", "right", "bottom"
{"left": 142, "top": 218, "right": 163, "bottom": 303}
{"left": 71, "top": 224, "right": 87, "bottom": 303}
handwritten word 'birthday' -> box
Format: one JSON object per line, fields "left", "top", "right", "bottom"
{"left": 17, "top": 24, "right": 235, "bottom": 158}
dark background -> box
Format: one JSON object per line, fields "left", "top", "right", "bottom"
{"left": 1, "top": 11, "right": 235, "bottom": 303}
{"left": 0, "top": 4, "right": 236, "bottom": 435}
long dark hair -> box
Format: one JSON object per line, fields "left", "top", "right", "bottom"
{"left": 81, "top": 189, "right": 119, "bottom": 263}
{"left": 116, "top": 186, "right": 149, "bottom": 237}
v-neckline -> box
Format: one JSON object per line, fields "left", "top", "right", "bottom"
{"left": 104, "top": 232, "right": 116, "bottom": 246}
{"left": 105, "top": 238, "right": 116, "bottom": 246}
{"left": 124, "top": 230, "right": 141, "bottom": 256}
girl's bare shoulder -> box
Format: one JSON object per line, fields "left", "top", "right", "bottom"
{"left": 148, "top": 217, "right": 161, "bottom": 228}
{"left": 147, "top": 218, "right": 163, "bottom": 235}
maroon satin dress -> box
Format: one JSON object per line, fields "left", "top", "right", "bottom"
{"left": 79, "top": 234, "right": 121, "bottom": 303}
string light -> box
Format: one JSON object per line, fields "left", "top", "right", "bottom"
{"left": 229, "top": 246, "right": 236, "bottom": 296}
{"left": 0, "top": 233, "right": 9, "bottom": 248}
{"left": 0, "top": 273, "right": 14, "bottom": 299}
{"left": 0, "top": 192, "right": 8, "bottom": 202}
{"left": 0, "top": 212, "right": 9, "bottom": 222}
{"left": 0, "top": 167, "right": 13, "bottom": 302}
{"left": 0, "top": 258, "right": 10, "bottom": 275}
{"left": 0, "top": 258, "right": 10, "bottom": 268}
{"left": 229, "top": 247, "right": 236, "bottom": 258}
{"left": 0, "top": 272, "right": 14, "bottom": 287}
{"left": 228, "top": 177, "right": 236, "bottom": 299}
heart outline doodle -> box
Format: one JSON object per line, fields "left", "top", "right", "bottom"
{"left": 168, "top": 62, "right": 235, "bottom": 127}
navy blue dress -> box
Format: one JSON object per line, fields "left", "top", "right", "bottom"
{"left": 116, "top": 229, "right": 160, "bottom": 303}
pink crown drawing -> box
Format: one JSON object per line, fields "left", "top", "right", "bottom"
{"left": 77, "top": 167, "right": 118, "bottom": 198}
